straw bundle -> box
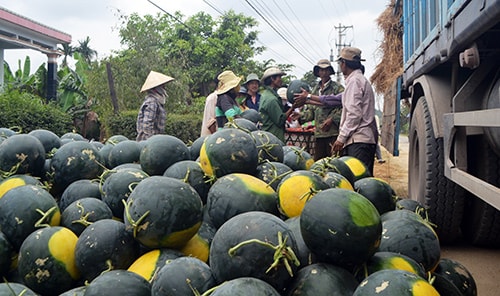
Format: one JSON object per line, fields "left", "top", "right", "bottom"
{"left": 370, "top": 0, "right": 403, "bottom": 94}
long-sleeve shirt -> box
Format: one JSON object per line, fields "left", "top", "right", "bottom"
{"left": 319, "top": 92, "right": 343, "bottom": 107}
{"left": 259, "top": 86, "right": 288, "bottom": 142}
{"left": 337, "top": 69, "right": 377, "bottom": 145}
{"left": 301, "top": 79, "right": 344, "bottom": 138}
{"left": 201, "top": 91, "right": 218, "bottom": 137}
{"left": 136, "top": 94, "right": 166, "bottom": 141}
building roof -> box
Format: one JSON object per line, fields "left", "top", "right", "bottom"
{"left": 0, "top": 7, "right": 71, "bottom": 54}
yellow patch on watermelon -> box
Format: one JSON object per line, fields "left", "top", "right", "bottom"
{"left": 199, "top": 142, "right": 214, "bottom": 177}
{"left": 387, "top": 257, "right": 421, "bottom": 275}
{"left": 48, "top": 228, "right": 80, "bottom": 280}
{"left": 411, "top": 279, "right": 440, "bottom": 296}
{"left": 128, "top": 249, "right": 161, "bottom": 281}
{"left": 337, "top": 178, "right": 354, "bottom": 190}
{"left": 159, "top": 221, "right": 202, "bottom": 249}
{"left": 0, "top": 178, "right": 27, "bottom": 198}
{"left": 233, "top": 173, "right": 275, "bottom": 195}
{"left": 180, "top": 234, "right": 209, "bottom": 263}
{"left": 343, "top": 156, "right": 369, "bottom": 178}
{"left": 279, "top": 175, "right": 318, "bottom": 218}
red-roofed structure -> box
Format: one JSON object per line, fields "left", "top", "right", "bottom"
{"left": 0, "top": 7, "right": 71, "bottom": 100}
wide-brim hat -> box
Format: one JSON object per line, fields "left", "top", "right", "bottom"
{"left": 261, "top": 67, "right": 286, "bottom": 83}
{"left": 216, "top": 70, "right": 242, "bottom": 94}
{"left": 313, "top": 59, "right": 335, "bottom": 77}
{"left": 244, "top": 73, "right": 260, "bottom": 85}
{"left": 337, "top": 47, "right": 366, "bottom": 62}
{"left": 141, "top": 71, "right": 175, "bottom": 92}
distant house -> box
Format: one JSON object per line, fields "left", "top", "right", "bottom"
{"left": 0, "top": 7, "right": 71, "bottom": 100}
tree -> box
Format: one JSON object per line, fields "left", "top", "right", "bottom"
{"left": 117, "top": 10, "right": 264, "bottom": 97}
{"left": 58, "top": 43, "right": 74, "bottom": 68}
{"left": 75, "top": 37, "right": 97, "bottom": 64}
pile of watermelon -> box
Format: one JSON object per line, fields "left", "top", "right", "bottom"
{"left": 0, "top": 126, "right": 477, "bottom": 295}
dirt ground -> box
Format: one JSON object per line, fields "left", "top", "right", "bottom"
{"left": 373, "top": 135, "right": 500, "bottom": 296}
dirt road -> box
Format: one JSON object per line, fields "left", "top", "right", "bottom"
{"left": 374, "top": 136, "right": 500, "bottom": 296}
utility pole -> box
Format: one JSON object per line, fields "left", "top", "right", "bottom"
{"left": 334, "top": 23, "right": 353, "bottom": 83}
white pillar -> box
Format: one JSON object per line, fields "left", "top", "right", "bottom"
{"left": 0, "top": 49, "right": 4, "bottom": 89}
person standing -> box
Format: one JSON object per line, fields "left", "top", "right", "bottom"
{"left": 215, "top": 70, "right": 243, "bottom": 129}
{"left": 299, "top": 59, "right": 344, "bottom": 160}
{"left": 200, "top": 76, "right": 219, "bottom": 137}
{"left": 331, "top": 47, "right": 378, "bottom": 175}
{"left": 242, "top": 73, "right": 261, "bottom": 111}
{"left": 259, "top": 67, "right": 298, "bottom": 142}
{"left": 136, "top": 70, "right": 174, "bottom": 141}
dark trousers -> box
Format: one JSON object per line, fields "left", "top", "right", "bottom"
{"left": 342, "top": 143, "right": 377, "bottom": 176}
{"left": 314, "top": 136, "right": 335, "bottom": 161}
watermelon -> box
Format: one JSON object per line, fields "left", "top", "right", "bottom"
{"left": 300, "top": 188, "right": 381, "bottom": 270}
{"left": 18, "top": 226, "right": 80, "bottom": 295}
{"left": 200, "top": 128, "right": 259, "bottom": 178}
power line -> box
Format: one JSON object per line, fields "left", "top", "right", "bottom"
{"left": 244, "top": 0, "right": 316, "bottom": 66}
{"left": 203, "top": 0, "right": 225, "bottom": 15}
{"left": 252, "top": 0, "right": 314, "bottom": 61}
{"left": 285, "top": 1, "right": 321, "bottom": 56}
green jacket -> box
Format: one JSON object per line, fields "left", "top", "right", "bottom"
{"left": 259, "top": 86, "right": 288, "bottom": 142}
{"left": 301, "top": 79, "right": 344, "bottom": 138}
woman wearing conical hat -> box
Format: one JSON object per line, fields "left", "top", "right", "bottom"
{"left": 136, "top": 71, "right": 174, "bottom": 141}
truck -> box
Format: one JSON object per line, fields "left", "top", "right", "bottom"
{"left": 386, "top": 0, "right": 500, "bottom": 246}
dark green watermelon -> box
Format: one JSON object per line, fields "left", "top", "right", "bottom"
{"left": 61, "top": 197, "right": 113, "bottom": 236}
{"left": 209, "top": 211, "right": 299, "bottom": 293}
{"left": 75, "top": 219, "right": 140, "bottom": 281}
{"left": 151, "top": 257, "right": 216, "bottom": 295}
{"left": 286, "top": 263, "right": 359, "bottom": 295}
{"left": 211, "top": 277, "right": 281, "bottom": 295}
{"left": 287, "top": 80, "right": 311, "bottom": 104}
{"left": 163, "top": 160, "right": 211, "bottom": 204}
{"left": 108, "top": 140, "right": 141, "bottom": 168}
{"left": 139, "top": 134, "right": 190, "bottom": 175}
{"left": 50, "top": 141, "right": 104, "bottom": 193}
{"left": 255, "top": 161, "right": 293, "bottom": 191}
{"left": 58, "top": 179, "right": 102, "bottom": 211}
{"left": 101, "top": 167, "right": 149, "bottom": 219}
{"left": 251, "top": 130, "right": 285, "bottom": 164}
{"left": 84, "top": 270, "right": 151, "bottom": 296}
{"left": 300, "top": 188, "right": 381, "bottom": 271}
{"left": 0, "top": 134, "right": 45, "bottom": 177}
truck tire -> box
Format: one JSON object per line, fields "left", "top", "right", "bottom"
{"left": 462, "top": 137, "right": 500, "bottom": 247}
{"left": 408, "top": 97, "right": 465, "bottom": 244}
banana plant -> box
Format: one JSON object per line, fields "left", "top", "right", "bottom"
{"left": 3, "top": 56, "right": 46, "bottom": 98}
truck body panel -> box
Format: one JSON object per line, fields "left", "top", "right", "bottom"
{"left": 391, "top": 0, "right": 500, "bottom": 244}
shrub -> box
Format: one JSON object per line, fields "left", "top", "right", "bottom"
{"left": 0, "top": 90, "right": 73, "bottom": 136}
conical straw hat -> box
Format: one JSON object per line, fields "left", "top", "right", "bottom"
{"left": 141, "top": 71, "right": 174, "bottom": 92}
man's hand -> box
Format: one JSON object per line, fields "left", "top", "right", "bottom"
{"left": 293, "top": 88, "right": 308, "bottom": 107}
{"left": 320, "top": 118, "right": 332, "bottom": 132}
{"left": 331, "top": 140, "right": 344, "bottom": 155}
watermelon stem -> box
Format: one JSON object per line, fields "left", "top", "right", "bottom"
{"left": 0, "top": 153, "right": 27, "bottom": 179}
{"left": 298, "top": 187, "right": 320, "bottom": 202}
{"left": 34, "top": 206, "right": 58, "bottom": 228}
{"left": 122, "top": 199, "right": 150, "bottom": 237}
{"left": 252, "top": 132, "right": 281, "bottom": 162}
{"left": 262, "top": 161, "right": 292, "bottom": 189}
{"left": 71, "top": 200, "right": 94, "bottom": 227}
{"left": 227, "top": 231, "right": 300, "bottom": 277}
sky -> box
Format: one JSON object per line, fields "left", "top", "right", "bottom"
{"left": 0, "top": 0, "right": 389, "bottom": 82}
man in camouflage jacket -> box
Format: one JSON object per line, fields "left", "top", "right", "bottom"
{"left": 300, "top": 59, "right": 344, "bottom": 160}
